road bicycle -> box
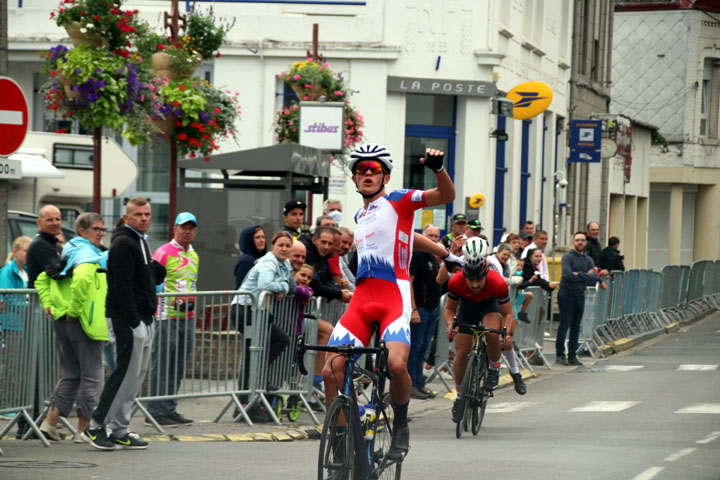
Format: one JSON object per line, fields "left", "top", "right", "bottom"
{"left": 453, "top": 320, "right": 506, "bottom": 438}
{"left": 297, "top": 329, "right": 404, "bottom": 480}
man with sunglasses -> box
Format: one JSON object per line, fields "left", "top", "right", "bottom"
{"left": 322, "top": 143, "right": 457, "bottom": 461}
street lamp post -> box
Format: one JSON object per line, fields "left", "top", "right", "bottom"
{"left": 163, "top": 0, "right": 185, "bottom": 240}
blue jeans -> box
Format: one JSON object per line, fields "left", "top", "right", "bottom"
{"left": 408, "top": 307, "right": 438, "bottom": 390}
{"left": 147, "top": 318, "right": 195, "bottom": 417}
{"left": 556, "top": 290, "right": 585, "bottom": 359}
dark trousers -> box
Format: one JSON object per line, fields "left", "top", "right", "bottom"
{"left": 556, "top": 290, "right": 585, "bottom": 359}
{"left": 231, "top": 305, "right": 290, "bottom": 395}
{"left": 408, "top": 307, "right": 438, "bottom": 390}
{"left": 147, "top": 318, "right": 195, "bottom": 417}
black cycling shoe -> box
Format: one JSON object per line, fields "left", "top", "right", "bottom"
{"left": 451, "top": 396, "right": 464, "bottom": 423}
{"left": 387, "top": 425, "right": 409, "bottom": 461}
{"left": 486, "top": 368, "right": 500, "bottom": 391}
{"left": 511, "top": 372, "right": 526, "bottom": 395}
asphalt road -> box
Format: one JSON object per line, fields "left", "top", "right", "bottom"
{"left": 1, "top": 312, "right": 718, "bottom": 480}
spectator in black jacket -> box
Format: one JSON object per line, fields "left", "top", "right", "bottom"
{"left": 584, "top": 221, "right": 602, "bottom": 266}
{"left": 233, "top": 225, "right": 266, "bottom": 288}
{"left": 17, "top": 205, "right": 62, "bottom": 439}
{"left": 82, "top": 197, "right": 165, "bottom": 452}
{"left": 300, "top": 226, "right": 352, "bottom": 303}
{"left": 599, "top": 236, "right": 625, "bottom": 272}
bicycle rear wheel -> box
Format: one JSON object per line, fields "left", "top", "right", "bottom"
{"left": 456, "top": 355, "right": 477, "bottom": 439}
{"left": 371, "top": 392, "right": 402, "bottom": 479}
{"left": 319, "top": 397, "right": 357, "bottom": 480}
{"left": 471, "top": 354, "right": 488, "bottom": 435}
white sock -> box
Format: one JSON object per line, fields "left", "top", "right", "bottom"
{"left": 503, "top": 349, "right": 519, "bottom": 374}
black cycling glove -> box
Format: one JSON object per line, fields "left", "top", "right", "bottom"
{"left": 423, "top": 150, "right": 445, "bottom": 173}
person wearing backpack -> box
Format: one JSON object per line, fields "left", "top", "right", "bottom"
{"left": 34, "top": 213, "right": 109, "bottom": 443}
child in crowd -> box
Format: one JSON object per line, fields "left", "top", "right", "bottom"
{"left": 513, "top": 257, "right": 534, "bottom": 323}
{"left": 292, "top": 264, "right": 314, "bottom": 335}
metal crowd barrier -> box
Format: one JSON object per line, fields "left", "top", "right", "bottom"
{"left": 514, "top": 286, "right": 552, "bottom": 368}
{"left": 0, "top": 290, "right": 50, "bottom": 448}
{"left": 315, "top": 297, "right": 346, "bottom": 326}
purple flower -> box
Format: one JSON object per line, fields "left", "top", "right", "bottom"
{"left": 75, "top": 68, "right": 82, "bottom": 74}
{"left": 96, "top": 67, "right": 102, "bottom": 74}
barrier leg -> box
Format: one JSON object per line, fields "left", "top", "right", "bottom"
{"left": 134, "top": 399, "right": 166, "bottom": 434}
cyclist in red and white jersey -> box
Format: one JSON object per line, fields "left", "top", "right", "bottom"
{"left": 323, "top": 143, "right": 457, "bottom": 460}
{"left": 444, "top": 243, "right": 515, "bottom": 423}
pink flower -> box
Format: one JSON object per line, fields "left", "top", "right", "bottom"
{"left": 284, "top": 108, "right": 289, "bottom": 115}
{"left": 289, "top": 120, "right": 294, "bottom": 125}
{"left": 304, "top": 83, "right": 313, "bottom": 89}
{"left": 293, "top": 75, "right": 301, "bottom": 81}
{"left": 279, "top": 71, "right": 285, "bottom": 76}
{"left": 333, "top": 90, "right": 344, "bottom": 96}
{"left": 303, "top": 96, "right": 309, "bottom": 100}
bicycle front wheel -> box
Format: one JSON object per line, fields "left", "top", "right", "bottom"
{"left": 456, "top": 355, "right": 477, "bottom": 439}
{"left": 319, "top": 397, "right": 357, "bottom": 480}
{"left": 471, "top": 354, "right": 488, "bottom": 435}
{"left": 371, "top": 392, "right": 402, "bottom": 480}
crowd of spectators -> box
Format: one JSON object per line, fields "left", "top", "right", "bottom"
{"left": 2, "top": 196, "right": 627, "bottom": 435}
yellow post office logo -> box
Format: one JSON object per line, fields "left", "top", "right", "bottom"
{"left": 506, "top": 81, "right": 553, "bottom": 120}
{"left": 468, "top": 194, "right": 485, "bottom": 209}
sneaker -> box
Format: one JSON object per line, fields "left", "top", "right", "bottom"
{"left": 451, "top": 396, "right": 465, "bottom": 423}
{"left": 555, "top": 355, "right": 569, "bottom": 366}
{"left": 144, "top": 415, "right": 180, "bottom": 427}
{"left": 410, "top": 387, "right": 429, "bottom": 400}
{"left": 40, "top": 420, "right": 60, "bottom": 441}
{"left": 168, "top": 412, "right": 193, "bottom": 424}
{"left": 518, "top": 311, "right": 530, "bottom": 323}
{"left": 421, "top": 387, "right": 438, "bottom": 399}
{"left": 511, "top": 372, "right": 527, "bottom": 395}
{"left": 110, "top": 432, "right": 149, "bottom": 450}
{"left": 247, "top": 405, "right": 273, "bottom": 423}
{"left": 81, "top": 426, "right": 115, "bottom": 451}
{"left": 387, "top": 425, "right": 409, "bottom": 461}
{"left": 486, "top": 368, "right": 499, "bottom": 391}
{"left": 568, "top": 357, "right": 584, "bottom": 366}
{"left": 73, "top": 433, "right": 87, "bottom": 444}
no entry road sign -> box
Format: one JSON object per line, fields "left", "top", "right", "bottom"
{"left": 0, "top": 76, "right": 30, "bottom": 156}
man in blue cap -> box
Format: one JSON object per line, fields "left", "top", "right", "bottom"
{"left": 145, "top": 212, "right": 199, "bottom": 427}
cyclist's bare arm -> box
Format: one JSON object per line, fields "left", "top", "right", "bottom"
{"left": 413, "top": 232, "right": 446, "bottom": 257}
{"left": 420, "top": 149, "right": 455, "bottom": 207}
{"left": 436, "top": 262, "right": 450, "bottom": 284}
{"left": 444, "top": 296, "right": 459, "bottom": 339}
{"left": 499, "top": 301, "right": 515, "bottom": 348}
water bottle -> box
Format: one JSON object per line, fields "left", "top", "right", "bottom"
{"left": 357, "top": 404, "right": 366, "bottom": 424}
{"left": 363, "top": 404, "right": 376, "bottom": 440}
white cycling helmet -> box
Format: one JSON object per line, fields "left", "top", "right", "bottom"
{"left": 462, "top": 237, "right": 489, "bottom": 259}
{"left": 349, "top": 143, "right": 393, "bottom": 173}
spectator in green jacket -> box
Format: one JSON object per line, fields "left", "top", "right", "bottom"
{"left": 35, "top": 212, "right": 109, "bottom": 442}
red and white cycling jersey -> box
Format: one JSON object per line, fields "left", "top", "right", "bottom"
{"left": 328, "top": 189, "right": 427, "bottom": 347}
{"left": 354, "top": 189, "right": 427, "bottom": 283}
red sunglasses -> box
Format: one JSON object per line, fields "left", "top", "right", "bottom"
{"left": 353, "top": 161, "right": 385, "bottom": 175}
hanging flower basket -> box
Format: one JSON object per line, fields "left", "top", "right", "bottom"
{"left": 290, "top": 83, "right": 326, "bottom": 101}
{"left": 65, "top": 22, "right": 106, "bottom": 48}
{"left": 152, "top": 112, "right": 176, "bottom": 134}
{"left": 55, "top": 70, "right": 81, "bottom": 100}
{"left": 150, "top": 51, "right": 202, "bottom": 81}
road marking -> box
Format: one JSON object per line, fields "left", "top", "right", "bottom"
{"left": 0, "top": 109, "right": 23, "bottom": 125}
{"left": 677, "top": 364, "right": 718, "bottom": 371}
{"left": 631, "top": 466, "right": 664, "bottom": 480}
{"left": 675, "top": 404, "right": 720, "bottom": 414}
{"left": 485, "top": 402, "right": 538, "bottom": 413}
{"left": 664, "top": 448, "right": 696, "bottom": 462}
{"left": 696, "top": 431, "right": 720, "bottom": 444}
{"left": 569, "top": 401, "right": 640, "bottom": 412}
{"left": 603, "top": 365, "right": 644, "bottom": 372}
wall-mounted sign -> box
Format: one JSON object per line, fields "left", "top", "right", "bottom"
{"left": 570, "top": 150, "right": 601, "bottom": 163}
{"left": 506, "top": 81, "right": 553, "bottom": 120}
{"left": 387, "top": 76, "right": 495, "bottom": 97}
{"left": 467, "top": 193, "right": 485, "bottom": 208}
{"left": 571, "top": 120, "right": 602, "bottom": 150}
{"left": 298, "top": 101, "right": 344, "bottom": 152}
{"left": 600, "top": 138, "right": 617, "bottom": 158}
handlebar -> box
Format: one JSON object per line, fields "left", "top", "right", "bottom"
{"left": 450, "top": 321, "right": 507, "bottom": 342}
{"left": 296, "top": 338, "right": 391, "bottom": 379}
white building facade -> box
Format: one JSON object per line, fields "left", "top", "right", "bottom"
{"left": 8, "top": 0, "right": 573, "bottom": 246}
